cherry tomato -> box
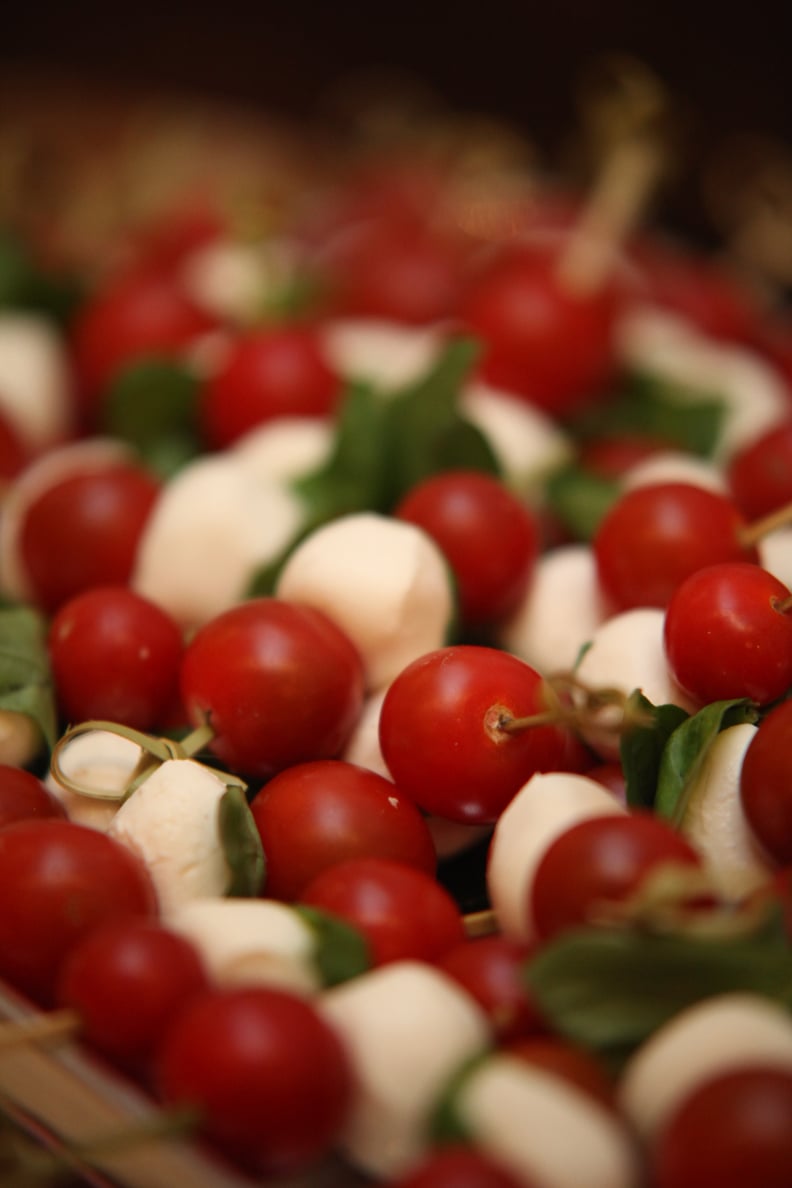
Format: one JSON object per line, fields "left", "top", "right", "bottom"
{"left": 530, "top": 810, "right": 703, "bottom": 941}
{"left": 0, "top": 411, "right": 33, "bottom": 484}
{"left": 19, "top": 460, "right": 161, "bottom": 614}
{"left": 394, "top": 469, "right": 540, "bottom": 626}
{"left": 156, "top": 985, "right": 353, "bottom": 1175}
{"left": 180, "top": 597, "right": 365, "bottom": 780}
{"left": 0, "top": 819, "right": 157, "bottom": 1005}
{"left": 663, "top": 563, "right": 792, "bottom": 707}
{"left": 727, "top": 420, "right": 792, "bottom": 521}
{"left": 584, "top": 761, "right": 628, "bottom": 805}
{"left": 593, "top": 482, "right": 758, "bottom": 611}
{"left": 56, "top": 918, "right": 209, "bottom": 1080}
{"left": 739, "top": 699, "right": 792, "bottom": 865}
{"left": 299, "top": 856, "right": 466, "bottom": 966}
{"left": 651, "top": 1066, "right": 792, "bottom": 1188}
{"left": 576, "top": 432, "right": 676, "bottom": 480}
{"left": 503, "top": 1035, "right": 617, "bottom": 1112}
{"left": 435, "top": 934, "right": 546, "bottom": 1042}
{"left": 378, "top": 645, "right": 572, "bottom": 825}
{"left": 249, "top": 759, "right": 436, "bottom": 901}
{"left": 70, "top": 269, "right": 218, "bottom": 423}
{"left": 390, "top": 1144, "right": 527, "bottom": 1188}
{"left": 48, "top": 585, "right": 184, "bottom": 731}
{"left": 458, "top": 239, "right": 623, "bottom": 418}
{"left": 198, "top": 324, "right": 342, "bottom": 450}
{"left": 0, "top": 765, "right": 66, "bottom": 828}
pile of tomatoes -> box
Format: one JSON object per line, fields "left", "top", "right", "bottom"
{"left": 2, "top": 82, "right": 792, "bottom": 1188}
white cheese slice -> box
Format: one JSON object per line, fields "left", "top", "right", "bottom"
{"left": 0, "top": 313, "right": 74, "bottom": 451}
{"left": 320, "top": 318, "right": 446, "bottom": 391}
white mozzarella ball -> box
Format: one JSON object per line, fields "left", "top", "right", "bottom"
{"left": 166, "top": 897, "right": 320, "bottom": 995}
{"left": 46, "top": 729, "right": 144, "bottom": 832}
{"left": 230, "top": 415, "right": 334, "bottom": 482}
{"left": 318, "top": 961, "right": 490, "bottom": 1178}
{"left": 180, "top": 236, "right": 299, "bottom": 324}
{"left": 678, "top": 722, "right": 777, "bottom": 899}
{"left": 320, "top": 318, "right": 446, "bottom": 390}
{"left": 499, "top": 543, "right": 608, "bottom": 675}
{"left": 460, "top": 380, "right": 574, "bottom": 497}
{"left": 487, "top": 771, "right": 625, "bottom": 942}
{"left": 131, "top": 454, "right": 304, "bottom": 628}
{"left": 275, "top": 512, "right": 455, "bottom": 690}
{"left": 0, "top": 313, "right": 74, "bottom": 451}
{"left": 619, "top": 992, "right": 792, "bottom": 1139}
{"left": 455, "top": 1054, "right": 637, "bottom": 1188}
{"left": 108, "top": 758, "right": 233, "bottom": 915}
{"left": 622, "top": 450, "right": 728, "bottom": 494}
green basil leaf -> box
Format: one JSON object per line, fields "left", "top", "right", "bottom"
{"left": 294, "top": 905, "right": 370, "bottom": 987}
{"left": 0, "top": 605, "right": 56, "bottom": 751}
{"left": 0, "top": 229, "right": 83, "bottom": 325}
{"left": 526, "top": 907, "right": 792, "bottom": 1064}
{"left": 219, "top": 785, "right": 266, "bottom": 897}
{"left": 427, "top": 1051, "right": 491, "bottom": 1146}
{"left": 655, "top": 698, "right": 760, "bottom": 825}
{"left": 543, "top": 465, "right": 621, "bottom": 541}
{"left": 102, "top": 358, "right": 202, "bottom": 478}
{"left": 621, "top": 691, "right": 690, "bottom": 810}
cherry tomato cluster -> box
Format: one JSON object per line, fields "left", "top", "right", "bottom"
{"left": 2, "top": 84, "right": 792, "bottom": 1188}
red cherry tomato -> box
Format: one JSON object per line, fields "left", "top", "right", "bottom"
{"left": 727, "top": 419, "right": 792, "bottom": 521}
{"left": 389, "top": 1144, "right": 527, "bottom": 1188}
{"left": 576, "top": 432, "right": 675, "bottom": 480}
{"left": 56, "top": 918, "right": 209, "bottom": 1079}
{"left": 0, "top": 766, "right": 65, "bottom": 828}
{"left": 198, "top": 324, "right": 342, "bottom": 450}
{"left": 48, "top": 585, "right": 184, "bottom": 731}
{"left": 394, "top": 469, "right": 540, "bottom": 626}
{"left": 0, "top": 411, "right": 33, "bottom": 483}
{"left": 70, "top": 269, "right": 218, "bottom": 423}
{"left": 156, "top": 985, "right": 353, "bottom": 1176}
{"left": 19, "top": 461, "right": 161, "bottom": 614}
{"left": 530, "top": 810, "right": 703, "bottom": 941}
{"left": 300, "top": 856, "right": 466, "bottom": 966}
{"left": 378, "top": 645, "right": 572, "bottom": 825}
{"left": 436, "top": 934, "right": 546, "bottom": 1042}
{"left": 651, "top": 1066, "right": 792, "bottom": 1188}
{"left": 739, "top": 699, "right": 792, "bottom": 865}
{"left": 593, "top": 482, "right": 758, "bottom": 611}
{"left": 458, "top": 239, "right": 623, "bottom": 417}
{"left": 0, "top": 819, "right": 157, "bottom": 1005}
{"left": 663, "top": 563, "right": 792, "bottom": 707}
{"left": 249, "top": 759, "right": 436, "bottom": 901}
{"left": 180, "top": 597, "right": 365, "bottom": 780}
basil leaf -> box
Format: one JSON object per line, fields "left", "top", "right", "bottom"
{"left": 543, "top": 465, "right": 621, "bottom": 541}
{"left": 655, "top": 698, "right": 760, "bottom": 825}
{"left": 621, "top": 691, "right": 690, "bottom": 810}
{"left": 0, "top": 229, "right": 83, "bottom": 325}
{"left": 0, "top": 605, "right": 56, "bottom": 751}
{"left": 102, "top": 358, "right": 202, "bottom": 477}
{"left": 427, "top": 1051, "right": 490, "bottom": 1146}
{"left": 294, "top": 905, "right": 370, "bottom": 987}
{"left": 219, "top": 785, "right": 266, "bottom": 897}
{"left": 526, "top": 908, "right": 792, "bottom": 1064}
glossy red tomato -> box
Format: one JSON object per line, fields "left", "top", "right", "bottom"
{"left": 156, "top": 985, "right": 353, "bottom": 1175}
{"left": 0, "top": 411, "right": 32, "bottom": 483}
{"left": 593, "top": 482, "right": 758, "bottom": 611}
{"left": 530, "top": 810, "right": 703, "bottom": 941}
{"left": 663, "top": 563, "right": 792, "bottom": 707}
{"left": 300, "top": 856, "right": 466, "bottom": 966}
{"left": 458, "top": 239, "right": 623, "bottom": 417}
{"left": 0, "top": 765, "right": 65, "bottom": 828}
{"left": 739, "top": 699, "right": 792, "bottom": 865}
{"left": 727, "top": 420, "right": 792, "bottom": 521}
{"left": 0, "top": 819, "right": 157, "bottom": 1005}
{"left": 198, "top": 324, "right": 342, "bottom": 450}
{"left": 180, "top": 598, "right": 365, "bottom": 780}
{"left": 56, "top": 918, "right": 209, "bottom": 1079}
{"left": 378, "top": 645, "right": 572, "bottom": 824}
{"left": 390, "top": 1145, "right": 527, "bottom": 1188}
{"left": 436, "top": 934, "right": 546, "bottom": 1042}
{"left": 249, "top": 759, "right": 436, "bottom": 901}
{"left": 48, "top": 585, "right": 184, "bottom": 731}
{"left": 19, "top": 461, "right": 161, "bottom": 614}
{"left": 394, "top": 469, "right": 540, "bottom": 626}
{"left": 651, "top": 1066, "right": 792, "bottom": 1188}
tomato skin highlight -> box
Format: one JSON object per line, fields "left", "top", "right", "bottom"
{"left": 180, "top": 597, "right": 365, "bottom": 781}
{"left": 249, "top": 759, "right": 436, "bottom": 901}
{"left": 379, "top": 645, "right": 571, "bottom": 825}
{"left": 156, "top": 985, "right": 353, "bottom": 1176}
{"left": 0, "top": 819, "right": 158, "bottom": 1006}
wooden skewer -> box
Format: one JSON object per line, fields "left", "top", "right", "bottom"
{"left": 0, "top": 1007, "right": 80, "bottom": 1052}
{"left": 463, "top": 908, "right": 499, "bottom": 939}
